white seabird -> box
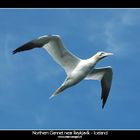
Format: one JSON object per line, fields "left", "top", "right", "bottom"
{"left": 13, "top": 35, "right": 113, "bottom": 108}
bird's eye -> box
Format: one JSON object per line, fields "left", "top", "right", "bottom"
{"left": 99, "top": 52, "right": 104, "bottom": 56}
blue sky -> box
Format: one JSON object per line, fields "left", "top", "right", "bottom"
{"left": 0, "top": 9, "right": 140, "bottom": 129}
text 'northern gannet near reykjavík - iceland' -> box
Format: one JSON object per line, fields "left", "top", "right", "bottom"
{"left": 13, "top": 35, "right": 113, "bottom": 108}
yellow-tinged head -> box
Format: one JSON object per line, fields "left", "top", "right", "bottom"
{"left": 94, "top": 51, "right": 113, "bottom": 61}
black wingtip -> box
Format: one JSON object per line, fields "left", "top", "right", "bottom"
{"left": 12, "top": 49, "right": 19, "bottom": 54}
{"left": 102, "top": 99, "right": 106, "bottom": 109}
{"left": 12, "top": 50, "right": 17, "bottom": 55}
{"left": 102, "top": 104, "right": 105, "bottom": 109}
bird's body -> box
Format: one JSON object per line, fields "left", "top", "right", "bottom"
{"left": 13, "top": 35, "right": 113, "bottom": 108}
{"left": 68, "top": 60, "right": 95, "bottom": 83}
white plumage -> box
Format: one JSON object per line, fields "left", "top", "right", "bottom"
{"left": 13, "top": 35, "right": 113, "bottom": 108}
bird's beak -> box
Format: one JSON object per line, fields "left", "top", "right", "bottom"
{"left": 105, "top": 53, "right": 113, "bottom": 56}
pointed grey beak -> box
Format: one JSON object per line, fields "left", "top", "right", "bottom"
{"left": 105, "top": 53, "right": 113, "bottom": 56}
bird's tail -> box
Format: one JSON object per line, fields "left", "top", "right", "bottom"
{"left": 49, "top": 84, "right": 66, "bottom": 99}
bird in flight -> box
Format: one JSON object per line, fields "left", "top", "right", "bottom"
{"left": 13, "top": 35, "right": 113, "bottom": 108}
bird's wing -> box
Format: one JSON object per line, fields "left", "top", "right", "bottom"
{"left": 13, "top": 35, "right": 81, "bottom": 75}
{"left": 85, "top": 66, "right": 113, "bottom": 108}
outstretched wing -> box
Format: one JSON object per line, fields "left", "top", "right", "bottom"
{"left": 85, "top": 66, "right": 113, "bottom": 108}
{"left": 13, "top": 35, "right": 81, "bottom": 75}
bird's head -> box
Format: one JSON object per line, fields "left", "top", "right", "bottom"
{"left": 95, "top": 51, "right": 113, "bottom": 61}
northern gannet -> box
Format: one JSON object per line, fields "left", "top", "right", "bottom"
{"left": 13, "top": 35, "right": 113, "bottom": 108}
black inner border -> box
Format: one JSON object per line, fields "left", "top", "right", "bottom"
{"left": 0, "top": 0, "right": 140, "bottom": 8}
{"left": 0, "top": 0, "right": 140, "bottom": 137}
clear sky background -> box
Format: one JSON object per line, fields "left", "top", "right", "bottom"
{"left": 0, "top": 9, "right": 140, "bottom": 129}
